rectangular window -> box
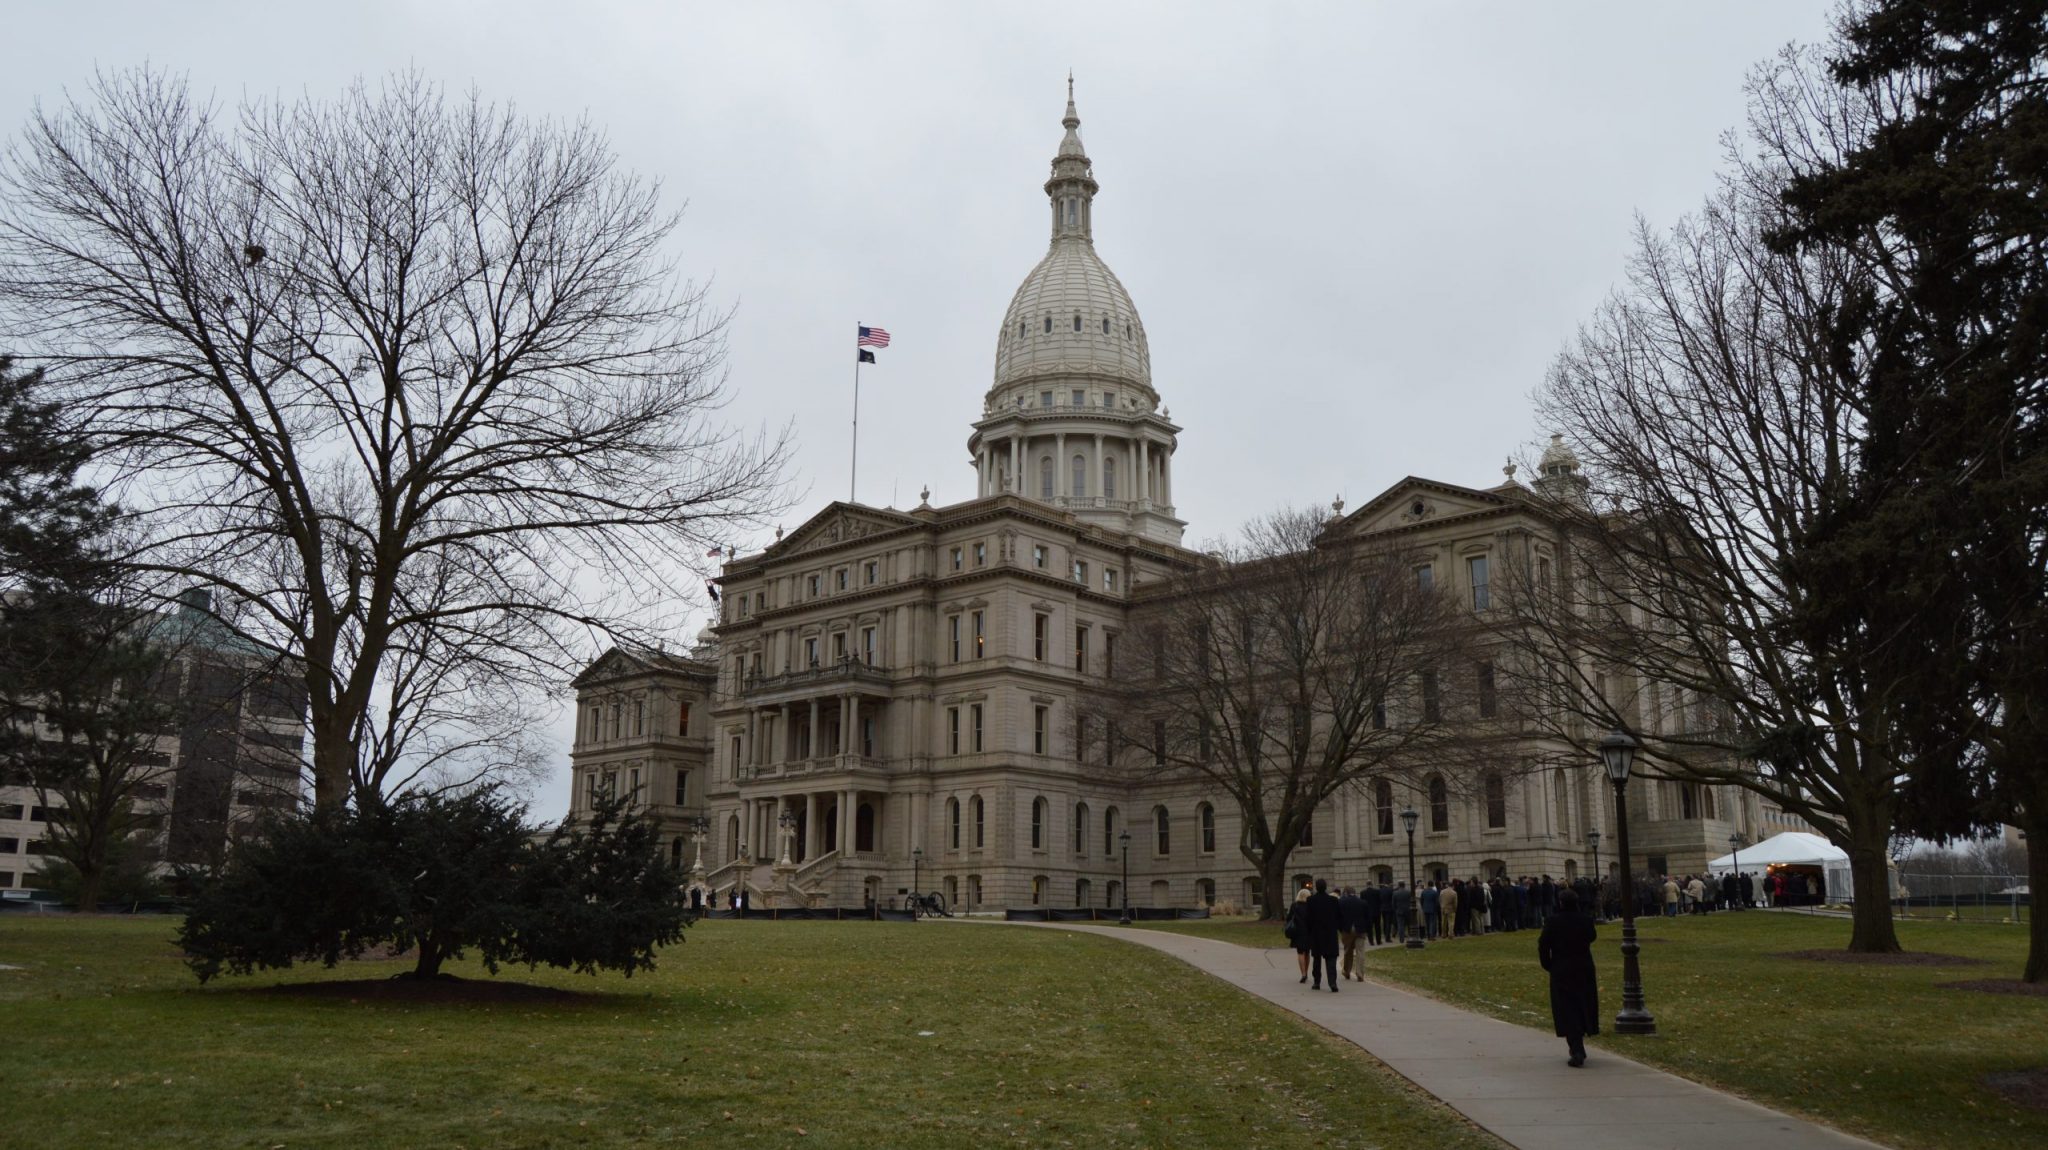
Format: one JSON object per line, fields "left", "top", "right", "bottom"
{"left": 836, "top": 568, "right": 848, "bottom": 591}
{"left": 1104, "top": 568, "right": 1119, "bottom": 592}
{"left": 808, "top": 574, "right": 820, "bottom": 597}
{"left": 1477, "top": 662, "right": 1497, "bottom": 718}
{"left": 862, "top": 717, "right": 875, "bottom": 757}
{"left": 0, "top": 871, "right": 12, "bottom": 888}
{"left": 739, "top": 596, "right": 749, "bottom": 617}
{"left": 1537, "top": 556, "right": 1552, "bottom": 589}
{"left": 0, "top": 837, "right": 17, "bottom": 854}
{"left": 629, "top": 767, "right": 641, "bottom": 803}
{"left": 1415, "top": 564, "right": 1434, "bottom": 590}
{"left": 1033, "top": 544, "right": 1048, "bottom": 569}
{"left": 675, "top": 770, "right": 688, "bottom": 806}
{"left": 1075, "top": 626, "right": 1089, "bottom": 672}
{"left": 970, "top": 704, "right": 984, "bottom": 752}
{"left": 1072, "top": 560, "right": 1088, "bottom": 584}
{"left": 1075, "top": 714, "right": 1090, "bottom": 762}
{"left": 755, "top": 591, "right": 765, "bottom": 612}
{"left": 973, "top": 542, "right": 986, "bottom": 566}
{"left": 949, "top": 615, "right": 961, "bottom": 662}
{"left": 1421, "top": 670, "right": 1441, "bottom": 723}
{"left": 861, "top": 626, "right": 876, "bottom": 665}
{"left": 948, "top": 707, "right": 960, "bottom": 755}
{"left": 1104, "top": 631, "right": 1118, "bottom": 674}
{"left": 730, "top": 736, "right": 742, "bottom": 776}
{"left": 1034, "top": 613, "right": 1049, "bottom": 660}
{"left": 1035, "top": 706, "right": 1048, "bottom": 755}
{"left": 805, "top": 637, "right": 819, "bottom": 668}
{"left": 972, "top": 611, "right": 985, "bottom": 658}
{"left": 950, "top": 547, "right": 964, "bottom": 571}
{"left": 1152, "top": 719, "right": 1167, "bottom": 767}
{"left": 1468, "top": 555, "right": 1490, "bottom": 611}
{"left": 678, "top": 701, "right": 691, "bottom": 736}
{"left": 1040, "top": 390, "right": 1053, "bottom": 408}
{"left": 633, "top": 699, "right": 645, "bottom": 736}
{"left": 1072, "top": 388, "right": 1085, "bottom": 406}
{"left": 864, "top": 561, "right": 878, "bottom": 585}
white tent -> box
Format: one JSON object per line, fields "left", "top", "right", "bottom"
{"left": 1708, "top": 831, "right": 1857, "bottom": 903}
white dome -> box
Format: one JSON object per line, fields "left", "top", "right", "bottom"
{"left": 993, "top": 242, "right": 1151, "bottom": 392}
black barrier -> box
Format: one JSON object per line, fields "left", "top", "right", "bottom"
{"left": 1006, "top": 906, "right": 1212, "bottom": 922}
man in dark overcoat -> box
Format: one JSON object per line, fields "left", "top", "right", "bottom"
{"left": 1537, "top": 888, "right": 1600, "bottom": 1067}
{"left": 1302, "top": 878, "right": 1345, "bottom": 990}
{"left": 1337, "top": 886, "right": 1364, "bottom": 981}
{"left": 1738, "top": 870, "right": 1755, "bottom": 908}
{"left": 1391, "top": 882, "right": 1414, "bottom": 945}
{"left": 1361, "top": 882, "right": 1383, "bottom": 946}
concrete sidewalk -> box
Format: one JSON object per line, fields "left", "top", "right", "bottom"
{"left": 1014, "top": 921, "right": 1891, "bottom": 1150}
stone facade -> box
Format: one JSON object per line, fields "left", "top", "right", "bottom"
{"left": 562, "top": 89, "right": 1801, "bottom": 912}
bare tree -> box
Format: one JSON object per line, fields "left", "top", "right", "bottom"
{"left": 0, "top": 69, "right": 790, "bottom": 813}
{"left": 1090, "top": 507, "right": 1485, "bottom": 917}
{"left": 1500, "top": 52, "right": 1928, "bottom": 952}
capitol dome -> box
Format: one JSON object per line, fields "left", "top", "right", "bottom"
{"left": 988, "top": 85, "right": 1154, "bottom": 405}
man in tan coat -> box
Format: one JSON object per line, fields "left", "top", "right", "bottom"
{"left": 1438, "top": 882, "right": 1460, "bottom": 939}
{"left": 1661, "top": 875, "right": 1681, "bottom": 917}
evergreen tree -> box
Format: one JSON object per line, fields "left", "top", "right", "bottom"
{"left": 1774, "top": 0, "right": 2048, "bottom": 979}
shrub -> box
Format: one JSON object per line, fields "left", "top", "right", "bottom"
{"left": 177, "top": 788, "right": 688, "bottom": 982}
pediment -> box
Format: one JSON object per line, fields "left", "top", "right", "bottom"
{"left": 1335, "top": 477, "right": 1510, "bottom": 538}
{"left": 768, "top": 502, "right": 921, "bottom": 559}
{"left": 573, "top": 646, "right": 649, "bottom": 688}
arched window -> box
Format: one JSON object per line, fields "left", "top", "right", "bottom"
{"left": 1374, "top": 779, "right": 1394, "bottom": 836}
{"left": 1072, "top": 313, "right": 1082, "bottom": 331}
{"left": 1072, "top": 455, "right": 1087, "bottom": 497}
{"left": 947, "top": 797, "right": 961, "bottom": 849}
{"left": 1043, "top": 316, "right": 1052, "bottom": 333}
{"left": 1105, "top": 879, "right": 1121, "bottom": 909}
{"left": 726, "top": 814, "right": 740, "bottom": 862}
{"left": 1075, "top": 877, "right": 1091, "bottom": 906}
{"left": 1040, "top": 457, "right": 1053, "bottom": 499}
{"left": 1484, "top": 772, "right": 1507, "bottom": 829}
{"left": 1428, "top": 774, "right": 1449, "bottom": 832}
{"left": 1103, "top": 457, "right": 1116, "bottom": 499}
{"left": 1031, "top": 874, "right": 1047, "bottom": 904}
{"left": 1031, "top": 796, "right": 1047, "bottom": 850}
{"left": 1553, "top": 769, "right": 1571, "bottom": 839}
{"left": 971, "top": 795, "right": 985, "bottom": 847}
{"left": 1104, "top": 806, "right": 1119, "bottom": 855}
{"left": 1074, "top": 802, "right": 1090, "bottom": 854}
{"left": 1101, "top": 317, "right": 1110, "bottom": 334}
{"left": 1154, "top": 805, "right": 1171, "bottom": 854}
{"left": 856, "top": 802, "right": 875, "bottom": 852}
{"left": 1018, "top": 321, "right": 1026, "bottom": 337}
{"left": 1701, "top": 786, "right": 1716, "bottom": 820}
{"left": 1198, "top": 802, "right": 1215, "bottom": 853}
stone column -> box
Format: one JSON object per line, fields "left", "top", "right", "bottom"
{"left": 781, "top": 704, "right": 793, "bottom": 763}
{"left": 846, "top": 788, "right": 861, "bottom": 858}
{"left": 805, "top": 791, "right": 820, "bottom": 860}
{"left": 1092, "top": 433, "right": 1103, "bottom": 501}
{"left": 1009, "top": 437, "right": 1020, "bottom": 493}
{"left": 808, "top": 698, "right": 820, "bottom": 761}
{"left": 1137, "top": 438, "right": 1150, "bottom": 502}
{"left": 849, "top": 695, "right": 862, "bottom": 758}
{"left": 1055, "top": 432, "right": 1068, "bottom": 498}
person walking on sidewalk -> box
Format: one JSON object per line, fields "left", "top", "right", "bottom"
{"left": 1289, "top": 883, "right": 1313, "bottom": 982}
{"left": 1337, "top": 886, "right": 1364, "bottom": 980}
{"left": 1302, "top": 878, "right": 1344, "bottom": 991}
{"left": 1537, "top": 888, "right": 1600, "bottom": 1067}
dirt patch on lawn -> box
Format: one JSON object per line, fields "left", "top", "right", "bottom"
{"left": 1940, "top": 979, "right": 2048, "bottom": 998}
{"left": 1774, "top": 948, "right": 1990, "bottom": 967}
{"left": 1984, "top": 1068, "right": 2048, "bottom": 1112}
{"left": 252, "top": 976, "right": 590, "bottom": 1004}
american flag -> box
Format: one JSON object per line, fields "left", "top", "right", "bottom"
{"left": 857, "top": 325, "right": 891, "bottom": 348}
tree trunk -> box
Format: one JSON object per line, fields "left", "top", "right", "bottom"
{"left": 412, "top": 940, "right": 444, "bottom": 979}
{"left": 1256, "top": 849, "right": 1294, "bottom": 921}
{"left": 1844, "top": 819, "right": 1902, "bottom": 954}
{"left": 2023, "top": 806, "right": 2046, "bottom": 984}
{"left": 310, "top": 711, "right": 355, "bottom": 816}
{"left": 74, "top": 864, "right": 102, "bottom": 914}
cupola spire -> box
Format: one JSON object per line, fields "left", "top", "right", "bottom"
{"left": 1046, "top": 75, "right": 1098, "bottom": 243}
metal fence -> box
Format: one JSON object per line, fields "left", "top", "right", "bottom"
{"left": 1894, "top": 871, "right": 2031, "bottom": 924}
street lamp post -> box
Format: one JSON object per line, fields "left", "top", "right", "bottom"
{"left": 1728, "top": 832, "right": 1746, "bottom": 909}
{"left": 911, "top": 846, "right": 923, "bottom": 919}
{"left": 1118, "top": 829, "right": 1133, "bottom": 925}
{"left": 776, "top": 808, "right": 796, "bottom": 867}
{"left": 1399, "top": 806, "right": 1424, "bottom": 949}
{"left": 1587, "top": 829, "right": 1603, "bottom": 920}
{"left": 1600, "top": 729, "right": 1657, "bottom": 1035}
{"left": 689, "top": 816, "right": 710, "bottom": 876}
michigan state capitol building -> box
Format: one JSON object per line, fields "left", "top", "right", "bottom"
{"left": 563, "top": 91, "right": 1786, "bottom": 913}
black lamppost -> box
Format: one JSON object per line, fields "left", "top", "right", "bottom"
{"left": 1727, "top": 832, "right": 1746, "bottom": 909}
{"left": 1587, "top": 829, "right": 1604, "bottom": 920}
{"left": 1118, "top": 829, "right": 1133, "bottom": 924}
{"left": 1600, "top": 729, "right": 1656, "bottom": 1035}
{"left": 1400, "top": 805, "right": 1424, "bottom": 949}
{"left": 911, "top": 846, "right": 923, "bottom": 918}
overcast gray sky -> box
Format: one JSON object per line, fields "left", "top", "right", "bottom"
{"left": 3, "top": 1, "right": 1839, "bottom": 822}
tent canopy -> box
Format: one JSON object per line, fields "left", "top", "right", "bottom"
{"left": 1708, "top": 831, "right": 1857, "bottom": 902}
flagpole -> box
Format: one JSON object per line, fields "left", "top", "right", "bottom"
{"left": 850, "top": 321, "right": 862, "bottom": 504}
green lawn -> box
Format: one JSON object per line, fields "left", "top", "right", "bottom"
{"left": 1356, "top": 911, "right": 2046, "bottom": 1150}
{"left": 0, "top": 915, "right": 1504, "bottom": 1150}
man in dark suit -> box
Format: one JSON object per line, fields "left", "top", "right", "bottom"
{"left": 1739, "top": 871, "right": 1755, "bottom": 909}
{"left": 1303, "top": 878, "right": 1345, "bottom": 990}
{"left": 1538, "top": 888, "right": 1601, "bottom": 1067}
{"left": 1337, "top": 886, "right": 1365, "bottom": 981}
{"left": 1361, "top": 882, "right": 1383, "bottom": 947}
{"left": 1391, "top": 882, "right": 1414, "bottom": 945}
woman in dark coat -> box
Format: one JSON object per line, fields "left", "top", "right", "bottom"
{"left": 1537, "top": 889, "right": 1599, "bottom": 1066}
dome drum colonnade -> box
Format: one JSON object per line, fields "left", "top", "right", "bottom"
{"left": 969, "top": 83, "right": 1185, "bottom": 545}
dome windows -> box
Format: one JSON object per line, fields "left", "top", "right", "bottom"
{"left": 1101, "top": 317, "right": 1110, "bottom": 334}
{"left": 1072, "top": 314, "right": 1082, "bottom": 332}
{"left": 1043, "top": 316, "right": 1052, "bottom": 334}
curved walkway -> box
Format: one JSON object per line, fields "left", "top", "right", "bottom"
{"left": 1011, "top": 921, "right": 1891, "bottom": 1150}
